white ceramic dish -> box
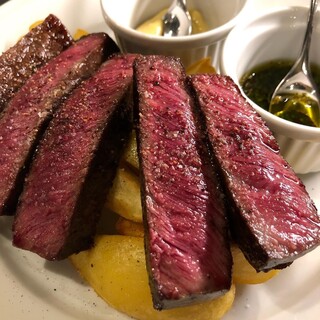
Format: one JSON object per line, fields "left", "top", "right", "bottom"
{"left": 221, "top": 6, "right": 320, "bottom": 174}
{"left": 0, "top": 0, "right": 319, "bottom": 320}
{"left": 100, "top": 0, "right": 248, "bottom": 68}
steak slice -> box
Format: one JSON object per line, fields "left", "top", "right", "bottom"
{"left": 134, "top": 55, "right": 232, "bottom": 310}
{"left": 189, "top": 74, "right": 320, "bottom": 271}
{"left": 0, "top": 32, "right": 116, "bottom": 216}
{"left": 0, "top": 14, "right": 73, "bottom": 112}
{"left": 13, "top": 54, "right": 135, "bottom": 260}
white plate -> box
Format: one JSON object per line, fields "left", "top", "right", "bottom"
{"left": 0, "top": 0, "right": 319, "bottom": 319}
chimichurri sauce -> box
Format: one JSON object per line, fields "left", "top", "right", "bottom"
{"left": 240, "top": 59, "right": 320, "bottom": 111}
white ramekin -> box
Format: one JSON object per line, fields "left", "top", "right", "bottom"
{"left": 221, "top": 6, "right": 320, "bottom": 174}
{"left": 100, "top": 0, "right": 248, "bottom": 68}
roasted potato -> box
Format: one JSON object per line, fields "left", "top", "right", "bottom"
{"left": 73, "top": 28, "right": 89, "bottom": 40}
{"left": 28, "top": 20, "right": 43, "bottom": 30}
{"left": 122, "top": 130, "right": 139, "bottom": 171}
{"left": 186, "top": 57, "right": 216, "bottom": 75}
{"left": 105, "top": 166, "right": 143, "bottom": 223}
{"left": 116, "top": 216, "right": 144, "bottom": 237}
{"left": 231, "top": 245, "right": 280, "bottom": 284}
{"left": 70, "top": 235, "right": 235, "bottom": 320}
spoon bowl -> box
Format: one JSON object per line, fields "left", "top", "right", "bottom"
{"left": 269, "top": 0, "right": 320, "bottom": 127}
{"left": 162, "top": 0, "right": 192, "bottom": 37}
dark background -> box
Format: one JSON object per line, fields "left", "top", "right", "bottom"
{"left": 0, "top": 0, "right": 9, "bottom": 5}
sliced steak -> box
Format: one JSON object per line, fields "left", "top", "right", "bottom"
{"left": 189, "top": 74, "right": 320, "bottom": 271}
{"left": 134, "top": 55, "right": 232, "bottom": 310}
{"left": 0, "top": 32, "right": 116, "bottom": 216}
{"left": 0, "top": 14, "right": 73, "bottom": 112}
{"left": 13, "top": 54, "right": 135, "bottom": 260}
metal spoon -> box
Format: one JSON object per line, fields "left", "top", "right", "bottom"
{"left": 162, "top": 0, "right": 192, "bottom": 37}
{"left": 269, "top": 0, "right": 320, "bottom": 127}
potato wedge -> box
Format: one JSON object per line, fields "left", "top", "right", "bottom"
{"left": 29, "top": 20, "right": 44, "bottom": 30}
{"left": 105, "top": 166, "right": 143, "bottom": 222}
{"left": 116, "top": 216, "right": 144, "bottom": 237}
{"left": 122, "top": 131, "right": 139, "bottom": 171}
{"left": 73, "top": 28, "right": 89, "bottom": 40}
{"left": 186, "top": 57, "right": 216, "bottom": 75}
{"left": 70, "top": 235, "right": 235, "bottom": 320}
{"left": 231, "top": 245, "right": 280, "bottom": 284}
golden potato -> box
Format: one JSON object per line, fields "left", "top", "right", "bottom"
{"left": 105, "top": 166, "right": 143, "bottom": 222}
{"left": 186, "top": 57, "right": 216, "bottom": 75}
{"left": 29, "top": 20, "right": 43, "bottom": 30}
{"left": 116, "top": 217, "right": 144, "bottom": 237}
{"left": 231, "top": 245, "right": 280, "bottom": 284}
{"left": 70, "top": 235, "right": 236, "bottom": 320}
{"left": 73, "top": 28, "right": 89, "bottom": 40}
{"left": 122, "top": 131, "right": 139, "bottom": 171}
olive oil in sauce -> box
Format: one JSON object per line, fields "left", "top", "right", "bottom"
{"left": 269, "top": 93, "right": 320, "bottom": 127}
{"left": 240, "top": 60, "right": 320, "bottom": 127}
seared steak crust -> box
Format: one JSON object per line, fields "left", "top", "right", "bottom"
{"left": 134, "top": 55, "right": 232, "bottom": 310}
{"left": 13, "top": 54, "right": 135, "bottom": 260}
{"left": 0, "top": 33, "right": 114, "bottom": 215}
{"left": 189, "top": 74, "right": 320, "bottom": 271}
{"left": 0, "top": 14, "right": 73, "bottom": 112}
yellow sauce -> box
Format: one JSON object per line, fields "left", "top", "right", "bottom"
{"left": 136, "top": 8, "right": 209, "bottom": 36}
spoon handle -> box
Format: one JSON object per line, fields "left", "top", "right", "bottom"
{"left": 178, "top": 0, "right": 187, "bottom": 9}
{"left": 298, "top": 0, "right": 318, "bottom": 71}
{"left": 168, "top": 0, "right": 187, "bottom": 12}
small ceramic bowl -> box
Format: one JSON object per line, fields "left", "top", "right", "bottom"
{"left": 100, "top": 0, "right": 248, "bottom": 68}
{"left": 221, "top": 6, "right": 320, "bottom": 174}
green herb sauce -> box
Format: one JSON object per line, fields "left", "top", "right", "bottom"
{"left": 240, "top": 60, "right": 320, "bottom": 127}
